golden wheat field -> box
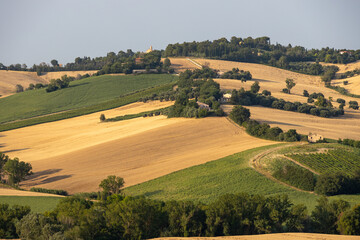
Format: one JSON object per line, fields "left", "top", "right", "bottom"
{"left": 153, "top": 232, "right": 360, "bottom": 240}
{"left": 0, "top": 70, "right": 47, "bottom": 97}
{"left": 221, "top": 105, "right": 360, "bottom": 140}
{"left": 1, "top": 101, "right": 275, "bottom": 194}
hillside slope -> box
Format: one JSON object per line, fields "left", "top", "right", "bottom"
{"left": 0, "top": 74, "right": 176, "bottom": 123}
{"left": 0, "top": 70, "right": 47, "bottom": 97}
{"left": 1, "top": 101, "right": 275, "bottom": 193}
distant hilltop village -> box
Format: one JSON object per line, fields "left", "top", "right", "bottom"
{"left": 145, "top": 46, "right": 153, "bottom": 53}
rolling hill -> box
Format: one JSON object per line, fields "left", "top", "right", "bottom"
{"left": 0, "top": 74, "right": 176, "bottom": 123}
{"left": 1, "top": 101, "right": 276, "bottom": 194}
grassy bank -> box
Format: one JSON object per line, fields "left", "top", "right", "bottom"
{"left": 0, "top": 196, "right": 61, "bottom": 213}
{"left": 124, "top": 144, "right": 360, "bottom": 211}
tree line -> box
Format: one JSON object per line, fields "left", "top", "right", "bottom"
{"left": 2, "top": 175, "right": 359, "bottom": 239}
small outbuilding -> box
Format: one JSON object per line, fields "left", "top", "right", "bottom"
{"left": 308, "top": 133, "right": 324, "bottom": 143}
{"left": 220, "top": 93, "right": 232, "bottom": 103}
{"left": 197, "top": 101, "right": 210, "bottom": 111}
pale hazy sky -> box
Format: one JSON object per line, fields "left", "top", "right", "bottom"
{"left": 1, "top": 0, "right": 360, "bottom": 66}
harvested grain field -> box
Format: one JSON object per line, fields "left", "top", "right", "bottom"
{"left": 0, "top": 70, "right": 47, "bottom": 97}
{"left": 39, "top": 70, "right": 98, "bottom": 81}
{"left": 0, "top": 188, "right": 63, "bottom": 197}
{"left": 1, "top": 101, "right": 275, "bottom": 194}
{"left": 153, "top": 233, "right": 360, "bottom": 240}
{"left": 222, "top": 105, "right": 360, "bottom": 140}
{"left": 170, "top": 58, "right": 360, "bottom": 108}
{"left": 332, "top": 75, "right": 360, "bottom": 95}
{"left": 167, "top": 58, "right": 200, "bottom": 72}
{"left": 320, "top": 60, "right": 360, "bottom": 74}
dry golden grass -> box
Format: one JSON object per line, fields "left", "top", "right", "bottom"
{"left": 1, "top": 101, "right": 275, "bottom": 194}
{"left": 39, "top": 70, "right": 98, "bottom": 81}
{"left": 222, "top": 105, "right": 360, "bottom": 140}
{"left": 0, "top": 188, "right": 63, "bottom": 197}
{"left": 320, "top": 60, "right": 360, "bottom": 73}
{"left": 332, "top": 75, "right": 360, "bottom": 95}
{"left": 189, "top": 58, "right": 360, "bottom": 108}
{"left": 167, "top": 58, "right": 200, "bottom": 72}
{"left": 0, "top": 70, "right": 47, "bottom": 97}
{"left": 153, "top": 233, "right": 360, "bottom": 240}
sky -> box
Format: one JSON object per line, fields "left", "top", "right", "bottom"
{"left": 1, "top": 0, "right": 360, "bottom": 66}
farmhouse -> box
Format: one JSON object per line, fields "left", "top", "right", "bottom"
{"left": 308, "top": 133, "right": 324, "bottom": 143}
{"left": 220, "top": 93, "right": 232, "bottom": 103}
{"left": 197, "top": 101, "right": 210, "bottom": 111}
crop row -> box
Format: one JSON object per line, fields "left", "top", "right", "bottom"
{"left": 286, "top": 149, "right": 360, "bottom": 176}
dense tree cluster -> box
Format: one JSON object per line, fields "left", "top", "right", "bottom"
{"left": 164, "top": 36, "right": 360, "bottom": 70}
{"left": 314, "top": 172, "right": 360, "bottom": 196}
{"left": 230, "top": 85, "right": 344, "bottom": 118}
{"left": 167, "top": 67, "right": 224, "bottom": 118}
{"left": 220, "top": 68, "right": 252, "bottom": 81}
{"left": 46, "top": 75, "right": 75, "bottom": 92}
{"left": 229, "top": 106, "right": 301, "bottom": 142}
{"left": 338, "top": 138, "right": 360, "bottom": 149}
{"left": 8, "top": 191, "right": 360, "bottom": 239}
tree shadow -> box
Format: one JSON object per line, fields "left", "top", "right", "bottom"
{"left": 2, "top": 148, "right": 29, "bottom": 154}
{"left": 261, "top": 120, "right": 302, "bottom": 127}
{"left": 68, "top": 82, "right": 89, "bottom": 88}
{"left": 142, "top": 190, "right": 163, "bottom": 197}
{"left": 24, "top": 168, "right": 72, "bottom": 186}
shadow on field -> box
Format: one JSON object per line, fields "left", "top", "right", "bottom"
{"left": 25, "top": 169, "right": 72, "bottom": 185}
{"left": 252, "top": 78, "right": 275, "bottom": 83}
{"left": 143, "top": 190, "right": 163, "bottom": 197}
{"left": 262, "top": 120, "right": 302, "bottom": 127}
{"left": 68, "top": 82, "right": 89, "bottom": 88}
{"left": 2, "top": 148, "right": 29, "bottom": 154}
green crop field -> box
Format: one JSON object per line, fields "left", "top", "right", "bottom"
{"left": 0, "top": 196, "right": 61, "bottom": 213}
{"left": 124, "top": 144, "right": 360, "bottom": 211}
{"left": 0, "top": 74, "right": 177, "bottom": 124}
{"left": 286, "top": 144, "right": 360, "bottom": 176}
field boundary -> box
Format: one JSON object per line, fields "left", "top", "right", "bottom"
{"left": 249, "top": 143, "right": 316, "bottom": 194}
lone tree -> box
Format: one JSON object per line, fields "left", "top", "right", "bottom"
{"left": 50, "top": 59, "right": 59, "bottom": 67}
{"left": 229, "top": 105, "right": 250, "bottom": 125}
{"left": 15, "top": 84, "right": 24, "bottom": 93}
{"left": 99, "top": 175, "right": 124, "bottom": 195}
{"left": 3, "top": 158, "right": 32, "bottom": 186}
{"left": 250, "top": 81, "right": 260, "bottom": 94}
{"left": 285, "top": 78, "right": 296, "bottom": 94}
{"left": 100, "top": 114, "right": 106, "bottom": 122}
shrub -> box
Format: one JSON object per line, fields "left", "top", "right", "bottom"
{"left": 282, "top": 88, "right": 289, "bottom": 93}
{"left": 262, "top": 90, "right": 271, "bottom": 96}
{"left": 303, "top": 90, "right": 309, "bottom": 97}
{"left": 30, "top": 187, "right": 68, "bottom": 196}
{"left": 319, "top": 110, "right": 330, "bottom": 118}
{"left": 336, "top": 98, "right": 345, "bottom": 104}
{"left": 100, "top": 114, "right": 106, "bottom": 122}
{"left": 15, "top": 84, "right": 24, "bottom": 93}
{"left": 343, "top": 80, "right": 348, "bottom": 85}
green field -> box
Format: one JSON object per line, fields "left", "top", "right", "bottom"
{"left": 0, "top": 196, "right": 61, "bottom": 213}
{"left": 285, "top": 144, "right": 360, "bottom": 176}
{"left": 124, "top": 144, "right": 360, "bottom": 211}
{"left": 0, "top": 74, "right": 177, "bottom": 124}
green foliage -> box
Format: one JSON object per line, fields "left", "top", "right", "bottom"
{"left": 311, "top": 197, "right": 350, "bottom": 234}
{"left": 99, "top": 175, "right": 124, "bottom": 196}
{"left": 285, "top": 78, "right": 296, "bottom": 94}
{"left": 250, "top": 81, "right": 260, "bottom": 93}
{"left": 0, "top": 203, "right": 30, "bottom": 239}
{"left": 99, "top": 113, "right": 106, "bottom": 122}
{"left": 338, "top": 204, "right": 360, "bottom": 235}
{"left": 46, "top": 75, "right": 74, "bottom": 92}
{"left": 221, "top": 68, "right": 252, "bottom": 81}
{"left": 30, "top": 187, "right": 68, "bottom": 196}
{"left": 3, "top": 157, "right": 32, "bottom": 186}
{"left": 16, "top": 213, "right": 65, "bottom": 240}
{"left": 303, "top": 90, "right": 309, "bottom": 97}
{"left": 272, "top": 160, "right": 316, "bottom": 191}
{"left": 230, "top": 87, "right": 343, "bottom": 118}
{"left": 0, "top": 74, "right": 176, "bottom": 124}
{"left": 349, "top": 100, "right": 359, "bottom": 110}
{"left": 15, "top": 84, "right": 24, "bottom": 93}
{"left": 229, "top": 105, "right": 250, "bottom": 124}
